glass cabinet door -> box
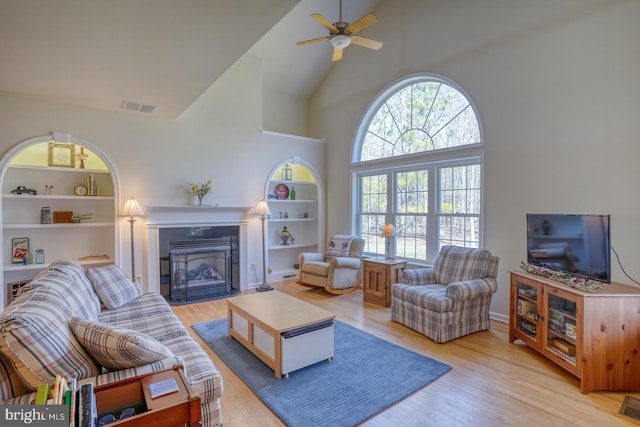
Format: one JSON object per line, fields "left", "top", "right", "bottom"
{"left": 545, "top": 293, "right": 577, "bottom": 366}
{"left": 515, "top": 281, "right": 539, "bottom": 339}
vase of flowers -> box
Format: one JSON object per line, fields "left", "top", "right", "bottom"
{"left": 190, "top": 180, "right": 212, "bottom": 206}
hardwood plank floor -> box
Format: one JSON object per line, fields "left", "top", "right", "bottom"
{"left": 171, "top": 280, "right": 638, "bottom": 427}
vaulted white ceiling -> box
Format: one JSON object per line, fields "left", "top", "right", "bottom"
{"left": 0, "top": 0, "right": 381, "bottom": 119}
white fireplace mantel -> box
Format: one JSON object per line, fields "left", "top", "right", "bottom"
{"left": 145, "top": 205, "right": 251, "bottom": 294}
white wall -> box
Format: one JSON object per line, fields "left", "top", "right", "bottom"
{"left": 0, "top": 54, "right": 325, "bottom": 290}
{"left": 310, "top": 0, "right": 640, "bottom": 318}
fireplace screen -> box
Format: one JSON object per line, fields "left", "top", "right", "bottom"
{"left": 168, "top": 238, "right": 233, "bottom": 303}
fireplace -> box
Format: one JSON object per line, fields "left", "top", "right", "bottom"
{"left": 159, "top": 225, "right": 241, "bottom": 304}
{"left": 168, "top": 237, "right": 237, "bottom": 303}
{"left": 145, "top": 205, "right": 250, "bottom": 298}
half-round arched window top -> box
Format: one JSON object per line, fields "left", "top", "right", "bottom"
{"left": 356, "top": 74, "right": 481, "bottom": 162}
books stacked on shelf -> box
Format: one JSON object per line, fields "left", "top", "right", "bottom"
{"left": 34, "top": 375, "right": 71, "bottom": 405}
{"left": 517, "top": 286, "right": 537, "bottom": 298}
{"left": 548, "top": 311, "right": 565, "bottom": 335}
{"left": 565, "top": 323, "right": 577, "bottom": 340}
{"left": 519, "top": 319, "right": 536, "bottom": 337}
{"left": 34, "top": 375, "right": 78, "bottom": 427}
{"left": 550, "top": 338, "right": 576, "bottom": 357}
{"left": 86, "top": 173, "right": 98, "bottom": 196}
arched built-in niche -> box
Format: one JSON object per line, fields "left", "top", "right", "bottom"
{"left": 263, "top": 159, "right": 324, "bottom": 281}
{"left": 0, "top": 132, "right": 120, "bottom": 309}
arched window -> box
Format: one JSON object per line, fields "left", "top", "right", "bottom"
{"left": 353, "top": 74, "right": 483, "bottom": 263}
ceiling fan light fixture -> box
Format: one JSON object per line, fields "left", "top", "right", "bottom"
{"left": 330, "top": 34, "right": 351, "bottom": 48}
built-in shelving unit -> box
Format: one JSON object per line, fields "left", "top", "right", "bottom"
{"left": 264, "top": 164, "right": 323, "bottom": 281}
{"left": 0, "top": 136, "right": 117, "bottom": 308}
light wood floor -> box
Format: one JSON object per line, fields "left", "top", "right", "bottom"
{"left": 171, "top": 280, "right": 638, "bottom": 427}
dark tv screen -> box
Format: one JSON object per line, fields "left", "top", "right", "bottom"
{"left": 526, "top": 214, "right": 611, "bottom": 283}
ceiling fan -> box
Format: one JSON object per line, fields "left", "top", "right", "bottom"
{"left": 296, "top": 0, "right": 383, "bottom": 62}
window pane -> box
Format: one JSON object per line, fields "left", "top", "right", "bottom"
{"left": 397, "top": 170, "right": 428, "bottom": 214}
{"left": 361, "top": 214, "right": 386, "bottom": 255}
{"left": 360, "top": 174, "right": 387, "bottom": 255}
{"left": 396, "top": 214, "right": 427, "bottom": 259}
{"left": 439, "top": 165, "right": 480, "bottom": 214}
{"left": 439, "top": 216, "right": 479, "bottom": 248}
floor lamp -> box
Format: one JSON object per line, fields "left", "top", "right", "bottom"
{"left": 254, "top": 200, "right": 273, "bottom": 292}
{"left": 121, "top": 197, "right": 146, "bottom": 282}
{"left": 381, "top": 223, "right": 398, "bottom": 260}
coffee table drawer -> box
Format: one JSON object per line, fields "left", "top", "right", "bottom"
{"left": 281, "top": 322, "right": 334, "bottom": 376}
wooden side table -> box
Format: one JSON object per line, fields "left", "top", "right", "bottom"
{"left": 362, "top": 258, "right": 406, "bottom": 307}
{"left": 92, "top": 365, "right": 201, "bottom": 427}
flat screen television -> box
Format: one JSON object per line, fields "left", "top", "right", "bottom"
{"left": 526, "top": 213, "right": 611, "bottom": 283}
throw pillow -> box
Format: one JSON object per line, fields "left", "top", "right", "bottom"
{"left": 87, "top": 265, "right": 142, "bottom": 310}
{"left": 68, "top": 317, "right": 174, "bottom": 371}
{"left": 325, "top": 235, "right": 353, "bottom": 259}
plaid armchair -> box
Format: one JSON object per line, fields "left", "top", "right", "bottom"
{"left": 391, "top": 245, "right": 499, "bottom": 343}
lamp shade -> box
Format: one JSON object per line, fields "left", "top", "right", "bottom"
{"left": 381, "top": 224, "right": 398, "bottom": 237}
{"left": 120, "top": 197, "right": 145, "bottom": 217}
{"left": 254, "top": 199, "right": 272, "bottom": 217}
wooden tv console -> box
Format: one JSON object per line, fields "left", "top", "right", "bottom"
{"left": 509, "top": 271, "right": 640, "bottom": 393}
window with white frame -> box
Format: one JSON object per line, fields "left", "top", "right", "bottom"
{"left": 353, "top": 74, "right": 483, "bottom": 264}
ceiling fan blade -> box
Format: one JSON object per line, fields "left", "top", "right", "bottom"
{"left": 345, "top": 13, "right": 378, "bottom": 34}
{"left": 351, "top": 36, "right": 383, "bottom": 51}
{"left": 296, "top": 36, "right": 331, "bottom": 46}
{"left": 312, "top": 13, "right": 338, "bottom": 33}
{"left": 332, "top": 47, "right": 343, "bottom": 62}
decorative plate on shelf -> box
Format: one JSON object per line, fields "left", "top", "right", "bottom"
{"left": 274, "top": 184, "right": 289, "bottom": 200}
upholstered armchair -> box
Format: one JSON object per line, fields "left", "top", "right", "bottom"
{"left": 297, "top": 235, "right": 365, "bottom": 294}
{"left": 391, "top": 245, "right": 499, "bottom": 343}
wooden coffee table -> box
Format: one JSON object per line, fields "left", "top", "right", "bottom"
{"left": 227, "top": 290, "right": 335, "bottom": 378}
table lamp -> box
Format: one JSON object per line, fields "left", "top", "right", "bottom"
{"left": 381, "top": 224, "right": 398, "bottom": 259}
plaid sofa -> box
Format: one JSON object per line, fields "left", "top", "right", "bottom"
{"left": 391, "top": 246, "right": 499, "bottom": 343}
{"left": 0, "top": 260, "right": 223, "bottom": 426}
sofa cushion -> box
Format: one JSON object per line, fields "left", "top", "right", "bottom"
{"left": 69, "top": 317, "right": 175, "bottom": 371}
{"left": 87, "top": 265, "right": 142, "bottom": 309}
{"left": 434, "top": 245, "right": 492, "bottom": 285}
{"left": 27, "top": 266, "right": 100, "bottom": 320}
{"left": 101, "top": 310, "right": 188, "bottom": 343}
{"left": 391, "top": 283, "right": 452, "bottom": 312}
{"left": 97, "top": 293, "right": 174, "bottom": 323}
{"left": 0, "top": 286, "right": 100, "bottom": 390}
{"left": 300, "top": 261, "right": 329, "bottom": 277}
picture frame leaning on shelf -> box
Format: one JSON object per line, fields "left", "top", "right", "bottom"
{"left": 48, "top": 142, "right": 75, "bottom": 168}
{"left": 11, "top": 237, "right": 29, "bottom": 264}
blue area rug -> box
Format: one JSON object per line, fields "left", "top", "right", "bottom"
{"left": 192, "top": 318, "right": 451, "bottom": 427}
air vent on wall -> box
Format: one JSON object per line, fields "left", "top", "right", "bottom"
{"left": 121, "top": 100, "right": 157, "bottom": 114}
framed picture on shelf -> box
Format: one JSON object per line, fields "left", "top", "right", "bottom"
{"left": 48, "top": 142, "right": 75, "bottom": 168}
{"left": 11, "top": 237, "right": 29, "bottom": 264}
